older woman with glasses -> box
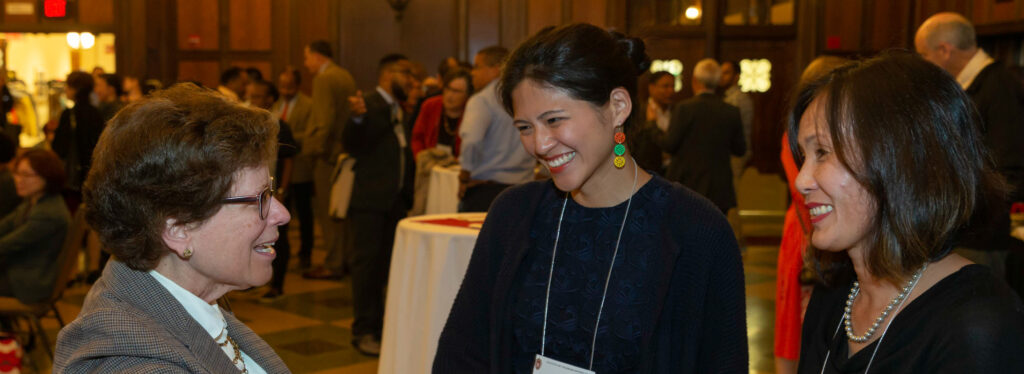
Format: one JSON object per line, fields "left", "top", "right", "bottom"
{"left": 54, "top": 83, "right": 292, "bottom": 373}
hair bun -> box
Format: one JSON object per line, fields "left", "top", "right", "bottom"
{"left": 613, "top": 33, "right": 651, "bottom": 75}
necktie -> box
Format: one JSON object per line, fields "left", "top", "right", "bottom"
{"left": 392, "top": 105, "right": 406, "bottom": 190}
{"left": 280, "top": 101, "right": 289, "bottom": 122}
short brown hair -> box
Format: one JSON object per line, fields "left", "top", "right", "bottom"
{"left": 84, "top": 83, "right": 278, "bottom": 271}
{"left": 475, "top": 46, "right": 509, "bottom": 68}
{"left": 788, "top": 52, "right": 1006, "bottom": 285}
{"left": 14, "top": 149, "right": 66, "bottom": 195}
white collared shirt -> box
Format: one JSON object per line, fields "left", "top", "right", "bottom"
{"left": 149, "top": 270, "right": 267, "bottom": 374}
{"left": 956, "top": 49, "right": 995, "bottom": 90}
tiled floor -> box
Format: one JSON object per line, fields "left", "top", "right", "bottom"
{"left": 20, "top": 168, "right": 788, "bottom": 374}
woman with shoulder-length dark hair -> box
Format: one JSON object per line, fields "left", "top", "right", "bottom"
{"left": 434, "top": 23, "right": 748, "bottom": 373}
{"left": 54, "top": 83, "right": 292, "bottom": 373}
{"left": 0, "top": 149, "right": 71, "bottom": 305}
{"left": 51, "top": 71, "right": 105, "bottom": 209}
{"left": 792, "top": 52, "right": 1024, "bottom": 373}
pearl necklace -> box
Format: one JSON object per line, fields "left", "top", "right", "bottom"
{"left": 843, "top": 264, "right": 927, "bottom": 343}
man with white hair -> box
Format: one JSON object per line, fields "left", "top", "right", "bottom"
{"left": 659, "top": 58, "right": 746, "bottom": 214}
{"left": 916, "top": 12, "right": 1024, "bottom": 281}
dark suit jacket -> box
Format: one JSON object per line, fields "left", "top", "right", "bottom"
{"left": 966, "top": 62, "right": 1024, "bottom": 201}
{"left": 659, "top": 92, "right": 746, "bottom": 212}
{"left": 342, "top": 90, "right": 415, "bottom": 212}
{"left": 0, "top": 193, "right": 70, "bottom": 304}
{"left": 54, "top": 260, "right": 291, "bottom": 373}
{"left": 631, "top": 100, "right": 669, "bottom": 173}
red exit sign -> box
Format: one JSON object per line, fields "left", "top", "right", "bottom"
{"left": 43, "top": 0, "right": 68, "bottom": 18}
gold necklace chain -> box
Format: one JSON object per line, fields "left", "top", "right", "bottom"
{"left": 217, "top": 328, "right": 249, "bottom": 373}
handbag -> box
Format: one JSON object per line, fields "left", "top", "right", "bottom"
{"left": 328, "top": 153, "right": 356, "bottom": 219}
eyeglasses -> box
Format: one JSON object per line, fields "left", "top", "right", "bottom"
{"left": 221, "top": 177, "right": 275, "bottom": 220}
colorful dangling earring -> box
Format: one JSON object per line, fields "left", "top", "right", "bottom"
{"left": 613, "top": 127, "right": 626, "bottom": 169}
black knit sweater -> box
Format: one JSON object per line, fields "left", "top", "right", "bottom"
{"left": 433, "top": 175, "right": 748, "bottom": 373}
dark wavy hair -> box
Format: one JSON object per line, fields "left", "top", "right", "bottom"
{"left": 498, "top": 23, "right": 651, "bottom": 130}
{"left": 83, "top": 83, "right": 278, "bottom": 271}
{"left": 787, "top": 51, "right": 1007, "bottom": 285}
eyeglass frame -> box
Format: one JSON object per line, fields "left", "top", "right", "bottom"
{"left": 220, "top": 177, "right": 275, "bottom": 220}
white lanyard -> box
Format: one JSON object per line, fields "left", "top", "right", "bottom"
{"left": 541, "top": 158, "right": 638, "bottom": 370}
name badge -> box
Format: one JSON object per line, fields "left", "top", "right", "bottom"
{"left": 533, "top": 354, "right": 595, "bottom": 374}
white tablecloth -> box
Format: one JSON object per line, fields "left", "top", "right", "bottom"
{"left": 425, "top": 165, "right": 461, "bottom": 214}
{"left": 379, "top": 212, "right": 485, "bottom": 374}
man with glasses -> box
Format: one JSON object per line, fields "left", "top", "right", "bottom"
{"left": 342, "top": 53, "right": 416, "bottom": 356}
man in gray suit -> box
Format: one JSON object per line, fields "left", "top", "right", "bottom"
{"left": 302, "top": 40, "right": 357, "bottom": 279}
{"left": 273, "top": 67, "right": 316, "bottom": 270}
{"left": 659, "top": 58, "right": 746, "bottom": 214}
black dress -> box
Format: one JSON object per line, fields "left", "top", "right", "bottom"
{"left": 508, "top": 178, "right": 663, "bottom": 373}
{"left": 798, "top": 264, "right": 1024, "bottom": 373}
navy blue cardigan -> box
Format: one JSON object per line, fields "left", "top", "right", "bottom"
{"left": 433, "top": 177, "right": 748, "bottom": 373}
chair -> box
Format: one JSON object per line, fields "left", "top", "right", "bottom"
{"left": 0, "top": 208, "right": 89, "bottom": 359}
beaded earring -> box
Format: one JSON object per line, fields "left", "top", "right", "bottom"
{"left": 613, "top": 127, "right": 626, "bottom": 169}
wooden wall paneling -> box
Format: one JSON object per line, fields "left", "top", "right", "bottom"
{"left": 149, "top": 0, "right": 176, "bottom": 84}
{"left": 400, "top": 0, "right": 459, "bottom": 79}
{"left": 605, "top": 0, "right": 628, "bottom": 32}
{"left": 795, "top": 0, "right": 822, "bottom": 71}
{"left": 178, "top": 60, "right": 221, "bottom": 88}
{"left": 990, "top": 0, "right": 1019, "bottom": 23}
{"left": 527, "top": 0, "right": 562, "bottom": 36}
{"left": 115, "top": 0, "right": 149, "bottom": 77}
{"left": 229, "top": 0, "right": 272, "bottom": 51}
{"left": 501, "top": 0, "right": 529, "bottom": 47}
{"left": 466, "top": 0, "right": 500, "bottom": 58}
{"left": 270, "top": 0, "right": 289, "bottom": 81}
{"left": 291, "top": 0, "right": 332, "bottom": 94}
{"left": 2, "top": 0, "right": 37, "bottom": 24}
{"left": 867, "top": 0, "right": 912, "bottom": 51}
{"left": 571, "top": 0, "right": 608, "bottom": 27}
{"left": 915, "top": 0, "right": 972, "bottom": 25}
{"left": 973, "top": 0, "right": 990, "bottom": 24}
{"left": 822, "top": 0, "right": 863, "bottom": 52}
{"left": 79, "top": 0, "right": 115, "bottom": 25}
{"left": 177, "top": 0, "right": 219, "bottom": 50}
{"left": 339, "top": 0, "right": 398, "bottom": 90}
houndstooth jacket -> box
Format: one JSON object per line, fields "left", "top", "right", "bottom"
{"left": 53, "top": 260, "right": 291, "bottom": 373}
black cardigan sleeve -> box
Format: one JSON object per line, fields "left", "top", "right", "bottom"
{"left": 694, "top": 212, "right": 748, "bottom": 373}
{"left": 433, "top": 184, "right": 536, "bottom": 373}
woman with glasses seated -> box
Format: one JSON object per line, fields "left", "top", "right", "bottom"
{"left": 0, "top": 149, "right": 70, "bottom": 306}
{"left": 54, "top": 83, "right": 292, "bottom": 373}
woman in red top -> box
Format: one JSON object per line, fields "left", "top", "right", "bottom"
{"left": 411, "top": 68, "right": 473, "bottom": 159}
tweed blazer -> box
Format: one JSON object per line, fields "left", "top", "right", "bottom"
{"left": 54, "top": 260, "right": 290, "bottom": 373}
{"left": 273, "top": 93, "right": 315, "bottom": 183}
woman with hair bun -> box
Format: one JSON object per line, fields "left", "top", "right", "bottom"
{"left": 434, "top": 23, "right": 748, "bottom": 373}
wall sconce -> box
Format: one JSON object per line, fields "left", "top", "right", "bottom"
{"left": 685, "top": 6, "right": 701, "bottom": 20}
{"left": 387, "top": 0, "right": 410, "bottom": 20}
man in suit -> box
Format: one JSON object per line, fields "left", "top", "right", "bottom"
{"left": 301, "top": 40, "right": 357, "bottom": 280}
{"left": 272, "top": 67, "right": 316, "bottom": 270}
{"left": 342, "top": 54, "right": 416, "bottom": 356}
{"left": 659, "top": 58, "right": 746, "bottom": 214}
{"left": 916, "top": 12, "right": 1024, "bottom": 280}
